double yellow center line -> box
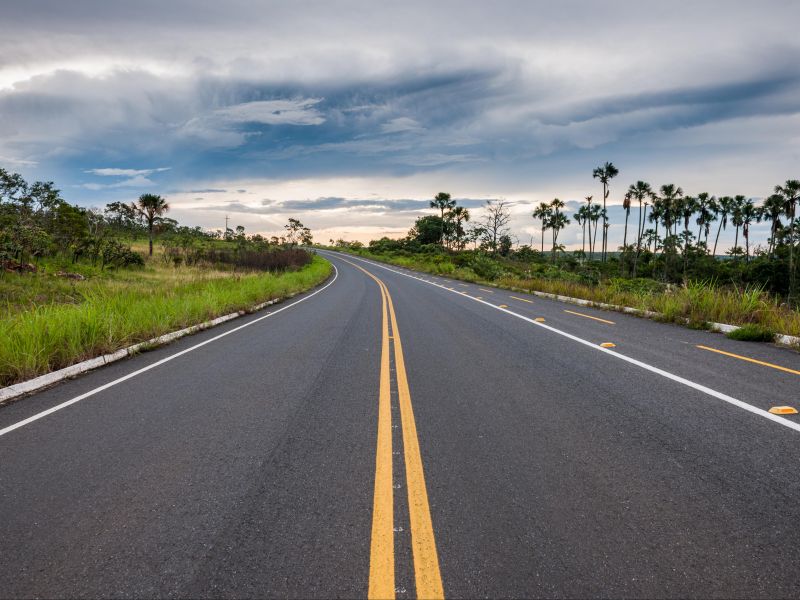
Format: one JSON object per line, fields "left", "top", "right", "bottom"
{"left": 343, "top": 259, "right": 444, "bottom": 600}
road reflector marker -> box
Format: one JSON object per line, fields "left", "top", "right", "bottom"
{"left": 535, "top": 317, "right": 545, "bottom": 322}
{"left": 769, "top": 406, "right": 798, "bottom": 415}
{"left": 499, "top": 304, "right": 508, "bottom": 308}
{"left": 600, "top": 342, "right": 616, "bottom": 348}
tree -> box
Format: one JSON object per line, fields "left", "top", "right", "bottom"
{"left": 590, "top": 204, "right": 603, "bottom": 259}
{"left": 729, "top": 195, "right": 747, "bottom": 257}
{"left": 284, "top": 218, "right": 306, "bottom": 245}
{"left": 592, "top": 161, "right": 619, "bottom": 261}
{"left": 409, "top": 215, "right": 445, "bottom": 245}
{"left": 447, "top": 206, "right": 470, "bottom": 249}
{"left": 584, "top": 196, "right": 594, "bottom": 259}
{"left": 621, "top": 192, "right": 632, "bottom": 274}
{"left": 740, "top": 198, "right": 759, "bottom": 261}
{"left": 762, "top": 193, "right": 785, "bottom": 257}
{"left": 479, "top": 200, "right": 512, "bottom": 254}
{"left": 547, "top": 198, "right": 570, "bottom": 262}
{"left": 627, "top": 180, "right": 653, "bottom": 277}
{"left": 712, "top": 196, "right": 734, "bottom": 257}
{"left": 574, "top": 205, "right": 590, "bottom": 257}
{"left": 132, "top": 193, "right": 169, "bottom": 256}
{"left": 532, "top": 202, "right": 552, "bottom": 253}
{"left": 430, "top": 192, "right": 455, "bottom": 245}
{"left": 694, "top": 192, "right": 716, "bottom": 248}
{"left": 775, "top": 180, "right": 800, "bottom": 304}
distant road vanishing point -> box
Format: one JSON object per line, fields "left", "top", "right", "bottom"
{"left": 2, "top": 250, "right": 800, "bottom": 598}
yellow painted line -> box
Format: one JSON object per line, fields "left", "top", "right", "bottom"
{"left": 342, "top": 258, "right": 444, "bottom": 599}
{"left": 478, "top": 287, "right": 494, "bottom": 293}
{"left": 770, "top": 406, "right": 798, "bottom": 415}
{"left": 600, "top": 342, "right": 616, "bottom": 348}
{"left": 385, "top": 284, "right": 444, "bottom": 599}
{"left": 499, "top": 304, "right": 508, "bottom": 308}
{"left": 510, "top": 296, "right": 533, "bottom": 304}
{"left": 368, "top": 276, "right": 394, "bottom": 600}
{"left": 458, "top": 283, "right": 468, "bottom": 287}
{"left": 696, "top": 345, "right": 800, "bottom": 376}
{"left": 563, "top": 309, "right": 615, "bottom": 325}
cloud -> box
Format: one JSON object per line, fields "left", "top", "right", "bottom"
{"left": 381, "top": 117, "right": 423, "bottom": 134}
{"left": 214, "top": 99, "right": 325, "bottom": 126}
{"left": 0, "top": 1, "right": 797, "bottom": 247}
{"left": 0, "top": 155, "right": 37, "bottom": 167}
{"left": 86, "top": 167, "right": 171, "bottom": 177}
{"left": 80, "top": 174, "right": 157, "bottom": 190}
{"left": 202, "top": 196, "right": 491, "bottom": 214}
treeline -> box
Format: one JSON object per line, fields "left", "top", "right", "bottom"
{"left": 0, "top": 167, "right": 314, "bottom": 272}
{"left": 336, "top": 167, "right": 800, "bottom": 304}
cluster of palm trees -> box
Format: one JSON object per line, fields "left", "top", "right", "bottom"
{"left": 532, "top": 164, "right": 800, "bottom": 299}
{"left": 537, "top": 162, "right": 799, "bottom": 269}
{"left": 533, "top": 199, "right": 570, "bottom": 260}
{"left": 430, "top": 192, "right": 471, "bottom": 249}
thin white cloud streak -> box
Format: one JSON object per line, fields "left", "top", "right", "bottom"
{"left": 86, "top": 167, "right": 171, "bottom": 177}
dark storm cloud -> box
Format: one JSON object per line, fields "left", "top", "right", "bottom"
{"left": 0, "top": 0, "right": 798, "bottom": 247}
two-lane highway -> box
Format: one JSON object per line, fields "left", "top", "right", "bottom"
{"left": 2, "top": 251, "right": 800, "bottom": 598}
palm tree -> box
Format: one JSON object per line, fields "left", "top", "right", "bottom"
{"left": 712, "top": 196, "right": 734, "bottom": 257}
{"left": 590, "top": 204, "right": 603, "bottom": 259}
{"left": 761, "top": 193, "right": 785, "bottom": 257}
{"left": 775, "top": 180, "right": 800, "bottom": 304}
{"left": 574, "top": 205, "right": 589, "bottom": 257}
{"left": 730, "top": 195, "right": 747, "bottom": 256}
{"left": 430, "top": 192, "right": 455, "bottom": 245}
{"left": 592, "top": 162, "right": 619, "bottom": 261}
{"left": 679, "top": 195, "right": 698, "bottom": 275}
{"left": 648, "top": 197, "right": 664, "bottom": 254}
{"left": 532, "top": 202, "right": 552, "bottom": 253}
{"left": 548, "top": 198, "right": 570, "bottom": 262}
{"left": 450, "top": 206, "right": 471, "bottom": 249}
{"left": 621, "top": 191, "right": 632, "bottom": 275}
{"left": 627, "top": 181, "right": 652, "bottom": 255}
{"left": 584, "top": 196, "right": 594, "bottom": 259}
{"left": 658, "top": 184, "right": 683, "bottom": 257}
{"left": 132, "top": 193, "right": 169, "bottom": 256}
{"left": 740, "top": 198, "right": 759, "bottom": 261}
{"left": 694, "top": 193, "right": 712, "bottom": 248}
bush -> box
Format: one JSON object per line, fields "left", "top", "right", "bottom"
{"left": 469, "top": 255, "right": 504, "bottom": 280}
{"left": 726, "top": 324, "right": 776, "bottom": 342}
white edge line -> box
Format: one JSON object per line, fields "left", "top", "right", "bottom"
{"left": 0, "top": 265, "right": 339, "bottom": 438}
{"left": 322, "top": 252, "right": 800, "bottom": 435}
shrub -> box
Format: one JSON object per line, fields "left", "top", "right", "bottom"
{"left": 726, "top": 324, "right": 776, "bottom": 342}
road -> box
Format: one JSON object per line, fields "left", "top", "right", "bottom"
{"left": 2, "top": 250, "right": 800, "bottom": 598}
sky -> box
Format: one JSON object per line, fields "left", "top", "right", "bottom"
{"left": 1, "top": 0, "right": 799, "bottom": 249}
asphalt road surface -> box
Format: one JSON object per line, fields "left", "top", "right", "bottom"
{"left": 2, "top": 250, "right": 800, "bottom": 599}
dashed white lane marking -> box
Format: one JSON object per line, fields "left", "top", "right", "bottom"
{"left": 324, "top": 253, "right": 800, "bottom": 435}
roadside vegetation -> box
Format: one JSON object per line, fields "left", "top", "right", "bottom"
{"left": 0, "top": 167, "right": 329, "bottom": 387}
{"left": 322, "top": 169, "right": 800, "bottom": 341}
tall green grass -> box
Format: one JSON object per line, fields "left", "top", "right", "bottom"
{"left": 0, "top": 256, "right": 331, "bottom": 386}
{"left": 339, "top": 249, "right": 800, "bottom": 339}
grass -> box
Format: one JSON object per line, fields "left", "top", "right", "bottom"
{"left": 328, "top": 247, "right": 800, "bottom": 340}
{"left": 726, "top": 324, "right": 776, "bottom": 342}
{"left": 0, "top": 254, "right": 331, "bottom": 387}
